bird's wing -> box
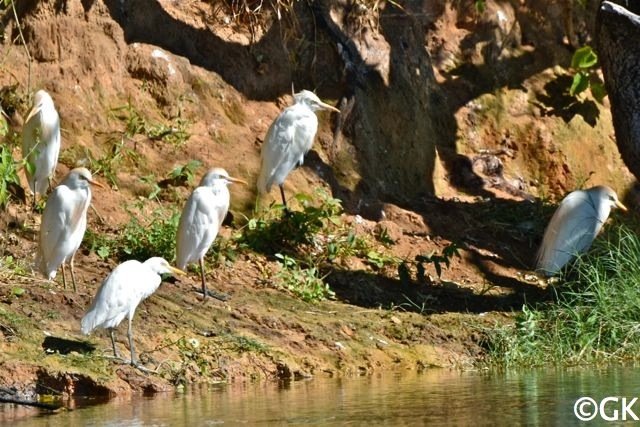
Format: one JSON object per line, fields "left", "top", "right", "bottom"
{"left": 81, "top": 261, "right": 157, "bottom": 334}
{"left": 21, "top": 106, "right": 43, "bottom": 156}
{"left": 37, "top": 186, "right": 77, "bottom": 273}
{"left": 257, "top": 106, "right": 317, "bottom": 193}
{"left": 176, "top": 188, "right": 226, "bottom": 268}
{"left": 536, "top": 191, "right": 603, "bottom": 275}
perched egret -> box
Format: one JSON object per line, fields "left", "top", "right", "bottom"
{"left": 536, "top": 185, "right": 627, "bottom": 276}
{"left": 257, "top": 90, "right": 340, "bottom": 209}
{"left": 81, "top": 257, "right": 186, "bottom": 366}
{"left": 176, "top": 168, "right": 246, "bottom": 299}
{"left": 36, "top": 167, "right": 105, "bottom": 291}
{"left": 22, "top": 90, "right": 61, "bottom": 208}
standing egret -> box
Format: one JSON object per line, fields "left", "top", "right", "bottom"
{"left": 257, "top": 90, "right": 340, "bottom": 209}
{"left": 36, "top": 167, "right": 105, "bottom": 291}
{"left": 536, "top": 185, "right": 627, "bottom": 276}
{"left": 176, "top": 168, "right": 246, "bottom": 299}
{"left": 81, "top": 257, "right": 186, "bottom": 366}
{"left": 22, "top": 90, "right": 61, "bottom": 208}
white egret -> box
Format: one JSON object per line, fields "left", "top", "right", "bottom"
{"left": 536, "top": 185, "right": 627, "bottom": 276}
{"left": 36, "top": 167, "right": 105, "bottom": 291}
{"left": 81, "top": 257, "right": 186, "bottom": 366}
{"left": 257, "top": 90, "right": 340, "bottom": 209}
{"left": 22, "top": 90, "right": 61, "bottom": 208}
{"left": 176, "top": 168, "right": 246, "bottom": 299}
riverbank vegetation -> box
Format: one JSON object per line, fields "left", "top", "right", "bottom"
{"left": 487, "top": 223, "right": 640, "bottom": 367}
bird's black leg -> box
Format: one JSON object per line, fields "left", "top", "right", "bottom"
{"left": 279, "top": 184, "right": 291, "bottom": 216}
{"left": 199, "top": 257, "right": 208, "bottom": 301}
{"left": 110, "top": 329, "right": 121, "bottom": 359}
{"left": 61, "top": 264, "right": 68, "bottom": 290}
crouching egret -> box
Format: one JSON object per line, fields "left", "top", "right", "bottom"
{"left": 257, "top": 90, "right": 340, "bottom": 209}
{"left": 81, "top": 257, "right": 186, "bottom": 366}
{"left": 176, "top": 168, "right": 246, "bottom": 299}
{"left": 536, "top": 185, "right": 627, "bottom": 276}
{"left": 22, "top": 90, "right": 61, "bottom": 208}
{"left": 36, "top": 167, "right": 105, "bottom": 291}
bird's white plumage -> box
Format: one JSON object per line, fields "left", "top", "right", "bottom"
{"left": 36, "top": 168, "right": 93, "bottom": 280}
{"left": 176, "top": 169, "right": 231, "bottom": 269}
{"left": 536, "top": 185, "right": 626, "bottom": 276}
{"left": 81, "top": 258, "right": 168, "bottom": 334}
{"left": 80, "top": 257, "right": 184, "bottom": 365}
{"left": 257, "top": 90, "right": 339, "bottom": 196}
{"left": 22, "top": 90, "right": 61, "bottom": 195}
{"left": 175, "top": 167, "right": 244, "bottom": 299}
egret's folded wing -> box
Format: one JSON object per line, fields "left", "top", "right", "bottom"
{"left": 257, "top": 110, "right": 297, "bottom": 193}
{"left": 81, "top": 261, "right": 151, "bottom": 333}
{"left": 176, "top": 188, "right": 224, "bottom": 268}
{"left": 38, "top": 186, "right": 74, "bottom": 273}
{"left": 536, "top": 191, "right": 602, "bottom": 275}
{"left": 21, "top": 106, "right": 43, "bottom": 157}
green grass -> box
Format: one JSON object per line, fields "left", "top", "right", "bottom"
{"left": 486, "top": 225, "right": 640, "bottom": 367}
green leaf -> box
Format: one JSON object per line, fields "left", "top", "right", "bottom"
{"left": 24, "top": 159, "right": 36, "bottom": 177}
{"left": 571, "top": 46, "right": 598, "bottom": 69}
{"left": 570, "top": 72, "right": 589, "bottom": 96}
{"left": 11, "top": 287, "right": 25, "bottom": 297}
{"left": 590, "top": 81, "right": 607, "bottom": 104}
{"left": 96, "top": 246, "right": 110, "bottom": 259}
{"left": 294, "top": 193, "right": 313, "bottom": 203}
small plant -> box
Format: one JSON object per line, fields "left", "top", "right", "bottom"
{"left": 0, "top": 145, "right": 21, "bottom": 207}
{"left": 0, "top": 255, "right": 31, "bottom": 277}
{"left": 474, "top": 0, "right": 486, "bottom": 14}
{"left": 222, "top": 333, "right": 270, "bottom": 354}
{"left": 569, "top": 45, "right": 606, "bottom": 103}
{"left": 83, "top": 229, "right": 116, "bottom": 261}
{"left": 366, "top": 249, "right": 401, "bottom": 270}
{"left": 139, "top": 174, "right": 162, "bottom": 201}
{"left": 166, "top": 160, "right": 203, "bottom": 187}
{"left": 118, "top": 206, "right": 180, "bottom": 262}
{"left": 399, "top": 243, "right": 461, "bottom": 285}
{"left": 275, "top": 253, "right": 334, "bottom": 302}
{"left": 157, "top": 336, "right": 227, "bottom": 385}
{"left": 239, "top": 189, "right": 342, "bottom": 255}
{"left": 109, "top": 101, "right": 191, "bottom": 147}
{"left": 84, "top": 137, "right": 142, "bottom": 189}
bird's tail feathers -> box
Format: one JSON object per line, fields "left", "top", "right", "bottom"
{"left": 80, "top": 312, "right": 96, "bottom": 335}
{"left": 256, "top": 171, "right": 271, "bottom": 195}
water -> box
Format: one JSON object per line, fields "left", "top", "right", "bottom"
{"left": 5, "top": 367, "right": 640, "bottom": 425}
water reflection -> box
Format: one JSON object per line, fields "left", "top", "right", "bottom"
{"left": 5, "top": 367, "right": 640, "bottom": 425}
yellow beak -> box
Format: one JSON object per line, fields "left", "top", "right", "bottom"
{"left": 89, "top": 178, "right": 107, "bottom": 189}
{"left": 228, "top": 176, "right": 248, "bottom": 185}
{"left": 320, "top": 102, "right": 340, "bottom": 113}
{"left": 615, "top": 200, "right": 628, "bottom": 212}
{"left": 170, "top": 266, "right": 187, "bottom": 276}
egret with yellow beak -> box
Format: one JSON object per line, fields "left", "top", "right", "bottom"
{"left": 536, "top": 185, "right": 627, "bottom": 276}
{"left": 257, "top": 90, "right": 340, "bottom": 209}
{"left": 176, "top": 168, "right": 246, "bottom": 299}
{"left": 36, "top": 167, "right": 105, "bottom": 291}
{"left": 81, "top": 257, "right": 186, "bottom": 366}
{"left": 22, "top": 90, "right": 61, "bottom": 208}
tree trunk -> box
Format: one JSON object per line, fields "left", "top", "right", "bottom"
{"left": 596, "top": 1, "right": 640, "bottom": 180}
